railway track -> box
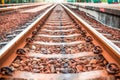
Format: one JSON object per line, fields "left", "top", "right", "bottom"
{"left": 0, "top": 4, "right": 120, "bottom": 80}
{"left": 0, "top": 3, "right": 46, "bottom": 15}
{"left": 0, "top": 4, "right": 53, "bottom": 49}
{"left": 65, "top": 3, "right": 120, "bottom": 48}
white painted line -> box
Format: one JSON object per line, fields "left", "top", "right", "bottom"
{"left": 0, "top": 42, "right": 8, "bottom": 45}
{"left": 111, "top": 40, "right": 120, "bottom": 44}
{"left": 13, "top": 70, "right": 108, "bottom": 80}
{"left": 102, "top": 33, "right": 111, "bottom": 36}
{"left": 41, "top": 29, "right": 76, "bottom": 32}
{"left": 37, "top": 34, "right": 80, "bottom": 38}
{"left": 94, "top": 28, "right": 103, "bottom": 30}
{"left": 45, "top": 26, "right": 73, "bottom": 28}
{"left": 33, "top": 41, "right": 84, "bottom": 46}
{"left": 28, "top": 52, "right": 93, "bottom": 58}
{"left": 47, "top": 21, "right": 68, "bottom": 23}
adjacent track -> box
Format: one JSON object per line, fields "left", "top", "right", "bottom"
{"left": 0, "top": 3, "right": 46, "bottom": 15}
{"left": 0, "top": 4, "right": 120, "bottom": 80}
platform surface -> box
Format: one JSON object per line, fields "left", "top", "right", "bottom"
{"left": 75, "top": 3, "right": 120, "bottom": 10}
{"left": 69, "top": 3, "right": 120, "bottom": 16}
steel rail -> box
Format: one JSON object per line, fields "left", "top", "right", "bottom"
{"left": 61, "top": 4, "right": 120, "bottom": 65}
{"left": 0, "top": 4, "right": 56, "bottom": 67}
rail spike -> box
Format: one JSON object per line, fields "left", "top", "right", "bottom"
{"left": 85, "top": 36, "right": 93, "bottom": 42}
{"left": 76, "top": 25, "right": 81, "bottom": 30}
{"left": 80, "top": 30, "right": 87, "bottom": 37}
{"left": 26, "top": 37, "right": 33, "bottom": 43}
{"left": 106, "top": 63, "right": 120, "bottom": 74}
{"left": 0, "top": 67, "right": 14, "bottom": 76}
{"left": 32, "top": 31, "right": 37, "bottom": 35}
{"left": 93, "top": 46, "right": 102, "bottom": 54}
{"left": 16, "top": 48, "right": 26, "bottom": 55}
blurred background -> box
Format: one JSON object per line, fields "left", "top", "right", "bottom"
{"left": 0, "top": 0, "right": 67, "bottom": 4}
{"left": 0, "top": 0, "right": 119, "bottom": 5}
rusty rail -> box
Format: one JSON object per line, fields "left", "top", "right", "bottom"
{"left": 61, "top": 4, "right": 120, "bottom": 65}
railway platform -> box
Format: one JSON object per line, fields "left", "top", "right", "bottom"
{"left": 73, "top": 3, "right": 120, "bottom": 16}
{"left": 66, "top": 3, "right": 120, "bottom": 28}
